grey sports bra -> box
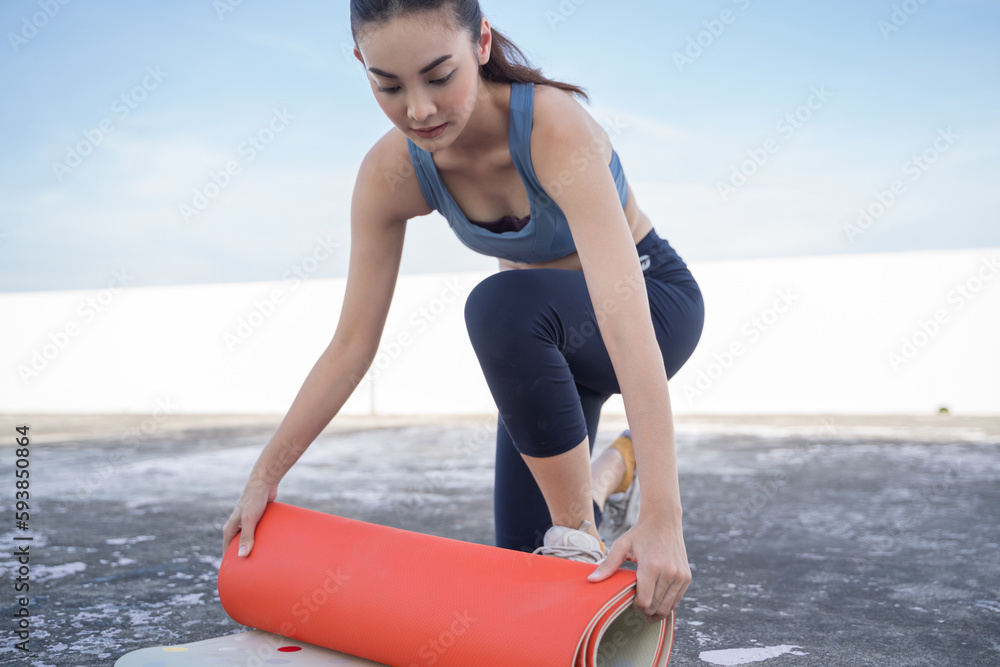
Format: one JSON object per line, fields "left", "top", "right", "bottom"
{"left": 406, "top": 81, "right": 630, "bottom": 263}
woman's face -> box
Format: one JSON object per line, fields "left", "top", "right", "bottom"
{"left": 354, "top": 11, "right": 491, "bottom": 151}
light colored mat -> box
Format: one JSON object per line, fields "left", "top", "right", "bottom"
{"left": 115, "top": 628, "right": 383, "bottom": 666}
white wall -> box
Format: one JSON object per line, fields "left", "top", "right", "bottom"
{"left": 3, "top": 247, "right": 998, "bottom": 416}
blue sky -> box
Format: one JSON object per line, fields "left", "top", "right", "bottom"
{"left": 1, "top": 0, "right": 997, "bottom": 292}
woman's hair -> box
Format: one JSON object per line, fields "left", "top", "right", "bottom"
{"left": 350, "top": 0, "right": 590, "bottom": 103}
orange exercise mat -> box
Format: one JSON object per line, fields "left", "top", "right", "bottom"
{"left": 116, "top": 501, "right": 674, "bottom": 666}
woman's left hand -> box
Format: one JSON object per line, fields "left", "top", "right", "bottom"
{"left": 587, "top": 512, "right": 691, "bottom": 622}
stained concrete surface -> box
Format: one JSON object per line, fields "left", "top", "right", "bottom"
{"left": 0, "top": 413, "right": 998, "bottom": 666}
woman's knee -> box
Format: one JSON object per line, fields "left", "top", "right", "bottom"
{"left": 654, "top": 284, "right": 706, "bottom": 378}
{"left": 464, "top": 271, "right": 544, "bottom": 351}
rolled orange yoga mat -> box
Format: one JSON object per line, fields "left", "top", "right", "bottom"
{"left": 118, "top": 502, "right": 675, "bottom": 666}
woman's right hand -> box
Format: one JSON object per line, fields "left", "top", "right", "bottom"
{"left": 222, "top": 477, "right": 278, "bottom": 558}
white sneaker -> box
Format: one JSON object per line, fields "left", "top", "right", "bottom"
{"left": 533, "top": 520, "right": 606, "bottom": 564}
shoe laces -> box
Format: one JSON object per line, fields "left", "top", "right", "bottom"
{"left": 533, "top": 520, "right": 606, "bottom": 564}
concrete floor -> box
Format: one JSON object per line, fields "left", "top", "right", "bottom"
{"left": 1, "top": 413, "right": 998, "bottom": 666}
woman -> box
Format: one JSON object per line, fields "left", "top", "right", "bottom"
{"left": 223, "top": 0, "right": 704, "bottom": 624}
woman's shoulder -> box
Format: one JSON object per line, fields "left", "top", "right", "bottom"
{"left": 528, "top": 83, "right": 615, "bottom": 171}
{"left": 530, "top": 83, "right": 594, "bottom": 123}
{"left": 355, "top": 126, "right": 433, "bottom": 222}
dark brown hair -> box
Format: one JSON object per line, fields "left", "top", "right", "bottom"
{"left": 350, "top": 0, "right": 589, "bottom": 103}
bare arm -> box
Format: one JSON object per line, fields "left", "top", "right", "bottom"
{"left": 244, "top": 183, "right": 407, "bottom": 487}
{"left": 223, "top": 134, "right": 412, "bottom": 556}
{"left": 530, "top": 90, "right": 689, "bottom": 621}
{"left": 240, "top": 220, "right": 406, "bottom": 489}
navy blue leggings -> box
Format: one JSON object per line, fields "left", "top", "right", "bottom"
{"left": 463, "top": 228, "right": 704, "bottom": 552}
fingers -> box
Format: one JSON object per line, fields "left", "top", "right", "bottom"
{"left": 630, "top": 532, "right": 690, "bottom": 621}
{"left": 587, "top": 536, "right": 631, "bottom": 582}
{"left": 635, "top": 561, "right": 691, "bottom": 622}
{"left": 221, "top": 506, "right": 257, "bottom": 557}
{"left": 633, "top": 551, "right": 659, "bottom": 617}
{"left": 221, "top": 508, "right": 242, "bottom": 556}
{"left": 221, "top": 481, "right": 276, "bottom": 558}
{"left": 588, "top": 525, "right": 693, "bottom": 621}
{"left": 221, "top": 504, "right": 256, "bottom": 558}
{"left": 237, "top": 514, "right": 258, "bottom": 557}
